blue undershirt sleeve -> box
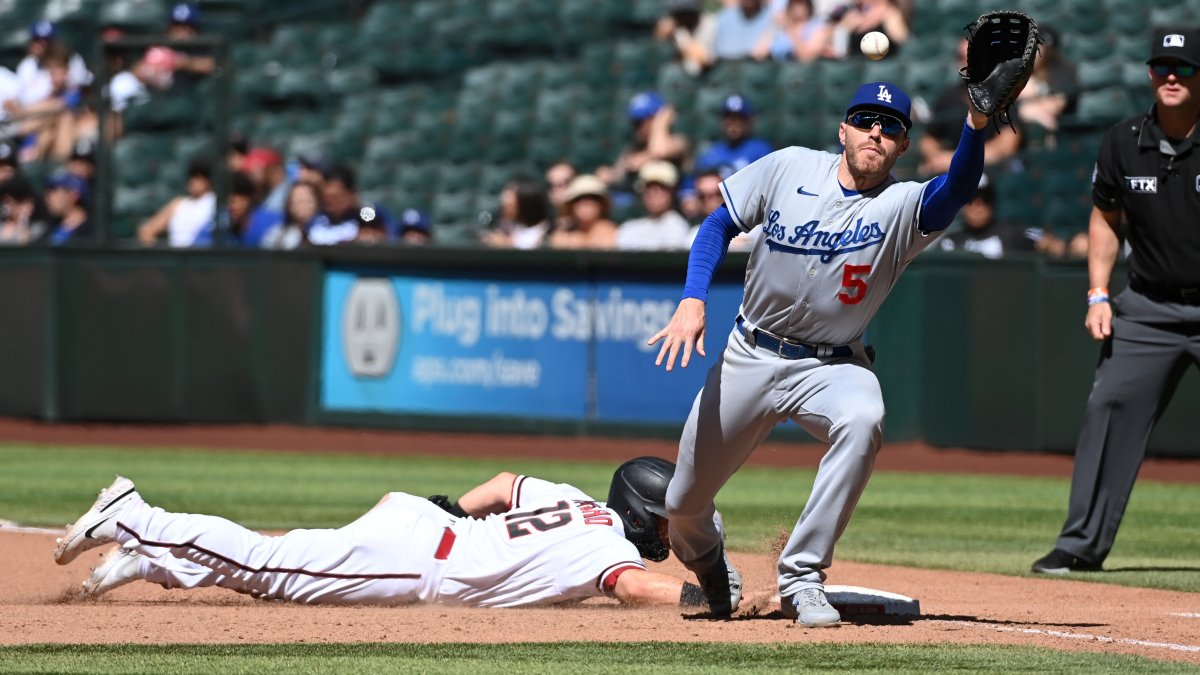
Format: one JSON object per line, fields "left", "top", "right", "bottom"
{"left": 682, "top": 204, "right": 741, "bottom": 302}
{"left": 918, "top": 119, "right": 987, "bottom": 233}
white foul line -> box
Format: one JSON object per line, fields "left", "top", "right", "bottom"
{"left": 932, "top": 620, "right": 1200, "bottom": 654}
{"left": 0, "top": 520, "right": 66, "bottom": 535}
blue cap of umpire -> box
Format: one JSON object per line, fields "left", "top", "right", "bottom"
{"left": 845, "top": 81, "right": 913, "bottom": 131}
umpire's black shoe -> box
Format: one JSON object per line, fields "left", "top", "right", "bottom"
{"left": 1031, "top": 548, "right": 1103, "bottom": 574}
{"left": 689, "top": 546, "right": 743, "bottom": 616}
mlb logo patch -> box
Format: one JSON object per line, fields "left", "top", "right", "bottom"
{"left": 1164, "top": 34, "right": 1186, "bottom": 48}
{"left": 1126, "top": 176, "right": 1157, "bottom": 193}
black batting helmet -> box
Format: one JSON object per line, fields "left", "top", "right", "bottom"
{"left": 607, "top": 456, "right": 675, "bottom": 562}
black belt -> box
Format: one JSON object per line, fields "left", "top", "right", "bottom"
{"left": 1129, "top": 277, "right": 1200, "bottom": 305}
{"left": 735, "top": 317, "right": 853, "bottom": 360}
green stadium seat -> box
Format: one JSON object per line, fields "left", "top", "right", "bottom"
{"left": 99, "top": 0, "right": 165, "bottom": 32}
{"left": 436, "top": 162, "right": 482, "bottom": 194}
{"left": 558, "top": 0, "right": 631, "bottom": 46}
{"left": 613, "top": 39, "right": 664, "bottom": 90}
{"left": 432, "top": 191, "right": 480, "bottom": 227}
{"left": 737, "top": 61, "right": 778, "bottom": 97}
{"left": 326, "top": 66, "right": 376, "bottom": 96}
{"left": 657, "top": 62, "right": 698, "bottom": 110}
{"left": 862, "top": 60, "right": 906, "bottom": 88}
{"left": 1068, "top": 87, "right": 1134, "bottom": 128}
{"left": 394, "top": 162, "right": 436, "bottom": 195}
{"left": 1077, "top": 60, "right": 1123, "bottom": 90}
{"left": 271, "top": 66, "right": 325, "bottom": 102}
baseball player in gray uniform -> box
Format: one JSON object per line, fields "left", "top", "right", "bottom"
{"left": 54, "top": 458, "right": 723, "bottom": 610}
{"left": 649, "top": 81, "right": 1008, "bottom": 625}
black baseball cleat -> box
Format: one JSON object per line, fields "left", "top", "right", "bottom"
{"left": 1031, "top": 548, "right": 1103, "bottom": 574}
{"left": 689, "top": 546, "right": 743, "bottom": 617}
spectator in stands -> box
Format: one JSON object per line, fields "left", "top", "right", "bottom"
{"left": 14, "top": 21, "right": 91, "bottom": 109}
{"left": 656, "top": 0, "right": 718, "bottom": 76}
{"left": 397, "top": 208, "right": 433, "bottom": 245}
{"left": 0, "top": 175, "right": 49, "bottom": 246}
{"left": 545, "top": 160, "right": 577, "bottom": 230}
{"left": 597, "top": 92, "right": 689, "bottom": 197}
{"left": 136, "top": 157, "right": 216, "bottom": 248}
{"left": 242, "top": 147, "right": 288, "bottom": 213}
{"left": 38, "top": 171, "right": 91, "bottom": 246}
{"left": 227, "top": 131, "right": 249, "bottom": 174}
{"left": 694, "top": 94, "right": 773, "bottom": 179}
{"left": 64, "top": 139, "right": 95, "bottom": 186}
{"left": 136, "top": 3, "right": 216, "bottom": 90}
{"left": 296, "top": 153, "right": 331, "bottom": 188}
{"left": 0, "top": 142, "right": 19, "bottom": 185}
{"left": 1017, "top": 26, "right": 1079, "bottom": 138}
{"left": 920, "top": 38, "right": 1023, "bottom": 176}
{"left": 259, "top": 180, "right": 320, "bottom": 250}
{"left": 617, "top": 161, "right": 690, "bottom": 250}
{"left": 549, "top": 175, "right": 618, "bottom": 249}
{"left": 308, "top": 164, "right": 396, "bottom": 246}
{"left": 936, "top": 175, "right": 1036, "bottom": 259}
{"left": 12, "top": 44, "right": 83, "bottom": 163}
{"left": 482, "top": 180, "right": 551, "bottom": 250}
{"left": 684, "top": 168, "right": 758, "bottom": 251}
{"left": 218, "top": 171, "right": 258, "bottom": 246}
{"left": 825, "top": 0, "right": 908, "bottom": 59}
{"left": 754, "top": 0, "right": 831, "bottom": 62}
{"left": 713, "top": 0, "right": 774, "bottom": 60}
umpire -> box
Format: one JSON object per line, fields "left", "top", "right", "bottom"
{"left": 1032, "top": 28, "right": 1200, "bottom": 574}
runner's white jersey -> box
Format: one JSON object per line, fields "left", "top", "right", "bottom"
{"left": 720, "top": 146, "right": 941, "bottom": 345}
{"left": 436, "top": 476, "right": 646, "bottom": 608}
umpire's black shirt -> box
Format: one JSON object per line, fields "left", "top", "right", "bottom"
{"left": 1094, "top": 106, "right": 1200, "bottom": 292}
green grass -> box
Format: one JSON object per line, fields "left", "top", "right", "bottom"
{"left": 4, "top": 443, "right": 1200, "bottom": 592}
{"left": 0, "top": 643, "right": 1194, "bottom": 674}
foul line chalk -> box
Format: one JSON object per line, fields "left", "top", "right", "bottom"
{"left": 933, "top": 619, "right": 1200, "bottom": 654}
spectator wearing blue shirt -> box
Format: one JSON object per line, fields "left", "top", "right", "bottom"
{"left": 308, "top": 164, "right": 396, "bottom": 246}
{"left": 713, "top": 0, "right": 775, "bottom": 60}
{"left": 40, "top": 171, "right": 91, "bottom": 245}
{"left": 694, "top": 94, "right": 773, "bottom": 179}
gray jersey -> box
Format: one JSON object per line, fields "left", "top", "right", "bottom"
{"left": 720, "top": 146, "right": 939, "bottom": 345}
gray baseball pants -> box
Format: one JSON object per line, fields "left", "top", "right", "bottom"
{"left": 666, "top": 327, "right": 882, "bottom": 599}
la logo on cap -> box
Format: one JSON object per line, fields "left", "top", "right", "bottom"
{"left": 876, "top": 85, "right": 892, "bottom": 103}
{"left": 1165, "top": 33, "right": 1186, "bottom": 48}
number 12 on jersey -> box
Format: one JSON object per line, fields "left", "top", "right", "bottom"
{"left": 838, "top": 264, "right": 871, "bottom": 305}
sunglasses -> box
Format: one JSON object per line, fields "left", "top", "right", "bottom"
{"left": 1151, "top": 62, "right": 1197, "bottom": 78}
{"left": 845, "top": 111, "right": 907, "bottom": 138}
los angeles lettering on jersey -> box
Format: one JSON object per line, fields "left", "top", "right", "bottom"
{"left": 762, "top": 210, "right": 885, "bottom": 263}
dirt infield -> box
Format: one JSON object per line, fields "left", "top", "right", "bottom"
{"left": 5, "top": 418, "right": 1200, "bottom": 664}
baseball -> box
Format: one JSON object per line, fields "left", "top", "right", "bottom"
{"left": 860, "top": 31, "right": 890, "bottom": 60}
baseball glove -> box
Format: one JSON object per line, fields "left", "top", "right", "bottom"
{"left": 960, "top": 11, "right": 1041, "bottom": 122}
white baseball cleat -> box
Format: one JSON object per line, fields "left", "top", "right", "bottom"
{"left": 82, "top": 544, "right": 143, "bottom": 596}
{"left": 54, "top": 476, "right": 139, "bottom": 566}
{"left": 781, "top": 587, "right": 841, "bottom": 627}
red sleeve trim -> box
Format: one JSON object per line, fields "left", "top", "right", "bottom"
{"left": 597, "top": 562, "right": 646, "bottom": 596}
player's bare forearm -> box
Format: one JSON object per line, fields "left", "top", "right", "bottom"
{"left": 457, "top": 472, "right": 517, "bottom": 517}
{"left": 613, "top": 569, "right": 694, "bottom": 606}
{"left": 648, "top": 298, "right": 706, "bottom": 371}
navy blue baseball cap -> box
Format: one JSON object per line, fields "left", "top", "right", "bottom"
{"left": 845, "top": 81, "right": 913, "bottom": 131}
{"left": 722, "top": 93, "right": 755, "bottom": 117}
{"left": 171, "top": 3, "right": 201, "bottom": 26}
{"left": 627, "top": 91, "right": 665, "bottom": 122}
{"left": 46, "top": 171, "right": 90, "bottom": 200}
{"left": 399, "top": 208, "right": 431, "bottom": 234}
{"left": 30, "top": 20, "right": 56, "bottom": 40}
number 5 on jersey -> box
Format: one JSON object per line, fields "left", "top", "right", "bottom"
{"left": 838, "top": 264, "right": 871, "bottom": 305}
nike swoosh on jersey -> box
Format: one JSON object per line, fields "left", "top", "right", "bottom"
{"left": 797, "top": 186, "right": 818, "bottom": 196}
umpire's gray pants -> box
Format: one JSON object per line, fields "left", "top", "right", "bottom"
{"left": 666, "top": 327, "right": 881, "bottom": 598}
{"left": 1056, "top": 288, "right": 1200, "bottom": 564}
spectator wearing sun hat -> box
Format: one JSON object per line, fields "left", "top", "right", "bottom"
{"left": 694, "top": 93, "right": 773, "bottom": 180}
{"left": 617, "top": 160, "right": 691, "bottom": 251}
{"left": 549, "top": 175, "right": 618, "bottom": 250}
